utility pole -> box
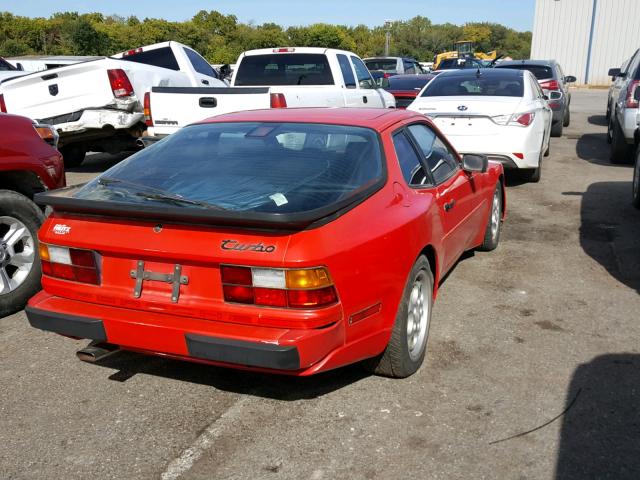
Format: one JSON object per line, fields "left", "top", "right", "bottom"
{"left": 384, "top": 20, "right": 393, "bottom": 56}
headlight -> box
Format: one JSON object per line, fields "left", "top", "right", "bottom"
{"left": 33, "top": 123, "right": 60, "bottom": 149}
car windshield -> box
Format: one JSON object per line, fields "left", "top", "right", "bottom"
{"left": 386, "top": 75, "right": 434, "bottom": 90}
{"left": 421, "top": 72, "right": 524, "bottom": 97}
{"left": 74, "top": 122, "right": 383, "bottom": 214}
{"left": 438, "top": 58, "right": 485, "bottom": 70}
{"left": 497, "top": 64, "right": 553, "bottom": 80}
{"left": 364, "top": 59, "right": 398, "bottom": 72}
{"left": 234, "top": 54, "right": 334, "bottom": 86}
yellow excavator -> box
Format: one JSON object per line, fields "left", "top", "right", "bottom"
{"left": 433, "top": 41, "right": 497, "bottom": 70}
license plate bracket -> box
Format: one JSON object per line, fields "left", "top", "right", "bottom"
{"left": 130, "top": 260, "right": 189, "bottom": 303}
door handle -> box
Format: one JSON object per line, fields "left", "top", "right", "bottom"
{"left": 201, "top": 79, "right": 210, "bottom": 85}
{"left": 444, "top": 199, "right": 456, "bottom": 211}
{"left": 199, "top": 97, "right": 217, "bottom": 108}
{"left": 363, "top": 96, "right": 368, "bottom": 104}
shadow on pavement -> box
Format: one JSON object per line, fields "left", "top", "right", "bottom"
{"left": 88, "top": 350, "right": 372, "bottom": 401}
{"left": 555, "top": 354, "right": 640, "bottom": 479}
{"left": 568, "top": 181, "right": 640, "bottom": 293}
{"left": 587, "top": 114, "right": 607, "bottom": 127}
{"left": 576, "top": 132, "right": 634, "bottom": 167}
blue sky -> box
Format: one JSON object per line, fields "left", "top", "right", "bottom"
{"left": 2, "top": 0, "right": 536, "bottom": 31}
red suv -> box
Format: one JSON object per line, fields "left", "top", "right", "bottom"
{"left": 0, "top": 113, "right": 65, "bottom": 317}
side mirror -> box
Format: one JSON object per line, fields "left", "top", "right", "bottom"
{"left": 608, "top": 68, "right": 621, "bottom": 77}
{"left": 634, "top": 87, "right": 640, "bottom": 102}
{"left": 462, "top": 154, "right": 488, "bottom": 173}
{"left": 219, "top": 64, "right": 231, "bottom": 79}
{"left": 16, "top": 63, "right": 24, "bottom": 71}
{"left": 564, "top": 75, "right": 576, "bottom": 83}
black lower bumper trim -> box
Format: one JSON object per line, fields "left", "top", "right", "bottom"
{"left": 25, "top": 306, "right": 106, "bottom": 341}
{"left": 186, "top": 334, "right": 300, "bottom": 370}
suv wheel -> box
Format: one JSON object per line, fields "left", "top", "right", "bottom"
{"left": 0, "top": 190, "right": 44, "bottom": 318}
{"left": 551, "top": 121, "right": 563, "bottom": 137}
{"left": 610, "top": 117, "right": 633, "bottom": 164}
{"left": 563, "top": 107, "right": 570, "bottom": 127}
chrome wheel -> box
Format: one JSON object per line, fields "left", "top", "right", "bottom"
{"left": 490, "top": 188, "right": 501, "bottom": 241}
{"left": 0, "top": 216, "right": 36, "bottom": 295}
{"left": 406, "top": 272, "right": 429, "bottom": 361}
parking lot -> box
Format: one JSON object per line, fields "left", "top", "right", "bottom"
{"left": 1, "top": 88, "right": 639, "bottom": 479}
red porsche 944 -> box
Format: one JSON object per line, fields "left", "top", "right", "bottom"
{"left": 26, "top": 108, "right": 505, "bottom": 378}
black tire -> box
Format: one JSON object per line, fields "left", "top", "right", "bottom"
{"left": 563, "top": 107, "right": 571, "bottom": 127}
{"left": 544, "top": 137, "right": 550, "bottom": 157}
{"left": 550, "top": 120, "right": 563, "bottom": 137}
{"left": 60, "top": 144, "right": 87, "bottom": 168}
{"left": 633, "top": 147, "right": 640, "bottom": 209}
{"left": 607, "top": 114, "right": 613, "bottom": 144}
{"left": 0, "top": 190, "right": 44, "bottom": 318}
{"left": 478, "top": 182, "right": 503, "bottom": 251}
{"left": 363, "top": 256, "right": 433, "bottom": 378}
{"left": 610, "top": 117, "right": 633, "bottom": 164}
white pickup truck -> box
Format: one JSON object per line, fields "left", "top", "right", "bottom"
{"left": 145, "top": 47, "right": 396, "bottom": 139}
{"left": 0, "top": 42, "right": 226, "bottom": 166}
{"left": 0, "top": 57, "right": 29, "bottom": 82}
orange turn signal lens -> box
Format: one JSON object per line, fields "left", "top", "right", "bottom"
{"left": 38, "top": 243, "right": 50, "bottom": 262}
{"left": 285, "top": 268, "right": 332, "bottom": 290}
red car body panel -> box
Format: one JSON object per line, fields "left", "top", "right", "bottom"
{"left": 0, "top": 113, "right": 65, "bottom": 190}
{"left": 27, "top": 108, "right": 504, "bottom": 375}
{"left": 388, "top": 90, "right": 419, "bottom": 109}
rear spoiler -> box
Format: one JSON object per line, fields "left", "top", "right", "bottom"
{"left": 34, "top": 179, "right": 385, "bottom": 231}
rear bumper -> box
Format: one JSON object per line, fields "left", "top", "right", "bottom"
{"left": 48, "top": 109, "right": 143, "bottom": 136}
{"left": 446, "top": 133, "right": 541, "bottom": 169}
{"left": 26, "top": 291, "right": 344, "bottom": 374}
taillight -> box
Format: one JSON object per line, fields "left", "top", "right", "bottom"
{"left": 626, "top": 80, "right": 640, "bottom": 108}
{"left": 0, "top": 94, "right": 6, "bottom": 113}
{"left": 383, "top": 73, "right": 392, "bottom": 78}
{"left": 539, "top": 79, "right": 560, "bottom": 91}
{"left": 513, "top": 112, "right": 535, "bottom": 126}
{"left": 39, "top": 244, "right": 100, "bottom": 285}
{"left": 491, "top": 112, "right": 535, "bottom": 127}
{"left": 270, "top": 93, "right": 287, "bottom": 108}
{"left": 107, "top": 69, "right": 134, "bottom": 98}
{"left": 143, "top": 92, "right": 153, "bottom": 127}
{"left": 221, "top": 265, "right": 337, "bottom": 309}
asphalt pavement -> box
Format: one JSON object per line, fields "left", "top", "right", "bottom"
{"left": 1, "top": 89, "right": 639, "bottom": 480}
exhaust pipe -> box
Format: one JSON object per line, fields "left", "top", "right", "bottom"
{"left": 136, "top": 136, "right": 163, "bottom": 148}
{"left": 76, "top": 341, "right": 120, "bottom": 363}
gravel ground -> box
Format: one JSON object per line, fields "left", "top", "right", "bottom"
{"left": 1, "top": 89, "right": 639, "bottom": 480}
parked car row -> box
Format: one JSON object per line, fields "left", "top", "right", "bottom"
{"left": 606, "top": 49, "right": 640, "bottom": 208}
{"left": 1, "top": 41, "right": 580, "bottom": 379}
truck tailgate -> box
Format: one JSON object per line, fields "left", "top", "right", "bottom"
{"left": 0, "top": 59, "right": 118, "bottom": 122}
{"left": 149, "top": 87, "right": 270, "bottom": 134}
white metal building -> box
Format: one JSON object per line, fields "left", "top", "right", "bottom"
{"left": 531, "top": 0, "right": 640, "bottom": 86}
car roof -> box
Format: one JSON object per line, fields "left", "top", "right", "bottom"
{"left": 198, "top": 108, "right": 424, "bottom": 130}
{"left": 364, "top": 56, "right": 417, "bottom": 61}
{"left": 498, "top": 59, "right": 556, "bottom": 67}
{"left": 435, "top": 68, "right": 524, "bottom": 78}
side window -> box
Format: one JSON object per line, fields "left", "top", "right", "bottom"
{"left": 404, "top": 60, "right": 416, "bottom": 74}
{"left": 337, "top": 54, "right": 356, "bottom": 88}
{"left": 529, "top": 75, "right": 543, "bottom": 98}
{"left": 184, "top": 48, "right": 218, "bottom": 78}
{"left": 407, "top": 124, "right": 459, "bottom": 185}
{"left": 350, "top": 56, "right": 375, "bottom": 89}
{"left": 392, "top": 131, "right": 428, "bottom": 186}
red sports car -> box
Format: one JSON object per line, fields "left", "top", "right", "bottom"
{"left": 26, "top": 108, "right": 505, "bottom": 378}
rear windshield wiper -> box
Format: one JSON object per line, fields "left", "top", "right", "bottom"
{"left": 97, "top": 177, "right": 226, "bottom": 210}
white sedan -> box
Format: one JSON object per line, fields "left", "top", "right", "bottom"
{"left": 407, "top": 68, "right": 552, "bottom": 182}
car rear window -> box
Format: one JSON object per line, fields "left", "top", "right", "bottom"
{"left": 386, "top": 75, "right": 434, "bottom": 91}
{"left": 0, "top": 58, "right": 16, "bottom": 71}
{"left": 75, "top": 122, "right": 383, "bottom": 215}
{"left": 364, "top": 59, "right": 398, "bottom": 72}
{"left": 497, "top": 64, "right": 554, "bottom": 80}
{"left": 120, "top": 47, "right": 180, "bottom": 71}
{"left": 422, "top": 72, "right": 524, "bottom": 97}
{"left": 234, "top": 54, "right": 334, "bottom": 86}
{"left": 438, "top": 58, "right": 485, "bottom": 70}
